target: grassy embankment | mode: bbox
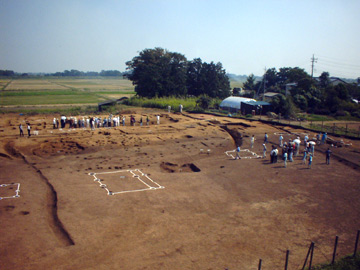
[313,254,360,270]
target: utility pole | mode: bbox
[263,67,266,101]
[311,54,318,78]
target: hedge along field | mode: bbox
[124,97,198,111]
[0,77,136,106]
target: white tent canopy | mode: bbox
[219,96,256,110]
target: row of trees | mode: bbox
[0,69,125,77]
[0,70,16,76]
[50,69,124,77]
[125,48,231,99]
[242,67,360,118]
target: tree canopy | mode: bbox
[126,48,231,99]
[257,67,360,118]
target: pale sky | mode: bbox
[1,0,360,78]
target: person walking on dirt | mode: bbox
[19,124,24,137]
[156,115,160,125]
[262,143,267,158]
[168,105,171,113]
[308,154,313,169]
[310,143,315,157]
[288,143,293,162]
[27,123,31,137]
[279,135,283,147]
[270,145,275,163]
[322,133,327,145]
[317,133,321,144]
[304,134,309,146]
[282,144,287,161]
[264,133,268,144]
[235,146,241,160]
[302,148,308,164]
[146,116,149,125]
[283,152,288,168]
[274,147,278,163]
[250,135,255,149]
[179,104,183,113]
[325,148,332,165]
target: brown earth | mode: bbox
[0,110,359,270]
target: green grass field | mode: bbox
[0,77,135,106]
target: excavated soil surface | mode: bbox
[0,111,359,270]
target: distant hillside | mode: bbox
[227,73,263,83]
[227,74,248,83]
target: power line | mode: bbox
[317,54,360,67]
[315,64,360,78]
[319,59,360,69]
[311,54,360,78]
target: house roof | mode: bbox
[263,92,281,97]
[241,100,271,106]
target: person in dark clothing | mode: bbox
[27,124,31,137]
[325,148,332,165]
[19,124,24,137]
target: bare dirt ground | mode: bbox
[0,110,359,270]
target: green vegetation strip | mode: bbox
[124,97,198,111]
[313,254,360,270]
[0,106,99,115]
[0,90,82,96]
[0,95,101,105]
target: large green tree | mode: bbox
[243,74,256,90]
[126,48,230,99]
[126,48,187,98]
[187,59,231,98]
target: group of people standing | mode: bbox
[252,132,332,169]
[19,114,162,138]
[19,123,31,137]
[271,135,315,168]
[51,114,160,130]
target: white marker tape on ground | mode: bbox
[88,169,164,196]
[0,183,21,200]
[225,149,262,159]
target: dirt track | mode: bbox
[0,110,359,270]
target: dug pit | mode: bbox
[160,162,201,173]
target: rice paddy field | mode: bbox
[0,77,135,106]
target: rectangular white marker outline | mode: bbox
[88,169,164,195]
